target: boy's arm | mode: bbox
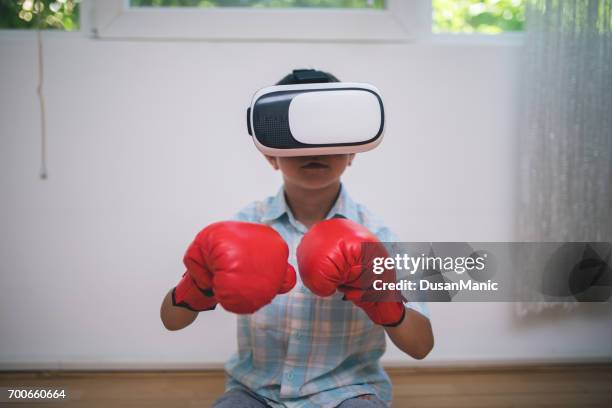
[384,309,434,360]
[160,289,198,331]
[373,226,434,359]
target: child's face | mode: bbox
[265,154,354,190]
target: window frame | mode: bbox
[85,0,432,42]
[0,1,524,44]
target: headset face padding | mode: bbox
[247,82,385,157]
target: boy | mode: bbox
[160,70,434,407]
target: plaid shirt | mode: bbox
[226,185,429,408]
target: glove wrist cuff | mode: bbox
[172,273,217,312]
[381,305,406,327]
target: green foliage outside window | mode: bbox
[0,0,80,30]
[433,0,525,34]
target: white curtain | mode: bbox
[517,0,612,314]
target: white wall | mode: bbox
[1,31,611,369]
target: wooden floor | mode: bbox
[1,364,611,407]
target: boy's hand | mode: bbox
[173,221,296,314]
[297,218,405,327]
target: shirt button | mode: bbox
[287,372,294,380]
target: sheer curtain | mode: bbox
[516,0,612,314]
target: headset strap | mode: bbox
[291,69,334,84]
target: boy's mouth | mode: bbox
[301,161,329,169]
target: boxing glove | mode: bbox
[173,221,296,314]
[297,218,405,327]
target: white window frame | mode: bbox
[84,0,432,42]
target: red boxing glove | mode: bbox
[173,221,296,313]
[297,218,405,327]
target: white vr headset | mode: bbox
[247,82,385,156]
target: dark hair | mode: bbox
[276,69,340,85]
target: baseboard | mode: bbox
[1,358,611,373]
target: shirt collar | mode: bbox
[325,184,360,223]
[261,183,360,225]
[261,188,289,223]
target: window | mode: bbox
[84,0,525,40]
[129,0,385,10]
[433,0,525,34]
[88,0,425,41]
[0,0,81,30]
[1,0,526,36]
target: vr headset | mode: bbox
[247,70,385,157]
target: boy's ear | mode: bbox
[264,155,279,170]
[348,153,355,166]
